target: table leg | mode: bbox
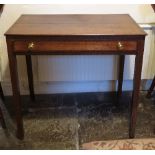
[26,55,35,102]
[0,82,6,128]
[0,106,6,129]
[146,75,155,98]
[7,40,24,140]
[117,55,125,104]
[0,82,5,101]
[129,41,144,138]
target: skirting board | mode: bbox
[0,79,152,96]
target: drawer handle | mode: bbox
[28,42,35,50]
[117,42,124,50]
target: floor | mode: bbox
[0,91,155,149]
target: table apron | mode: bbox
[13,40,137,55]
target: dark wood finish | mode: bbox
[129,40,144,138]
[5,14,146,139]
[0,83,4,101]
[6,40,24,139]
[26,55,35,102]
[117,55,125,104]
[14,50,138,56]
[0,106,6,129]
[146,75,155,98]
[151,4,155,12]
[14,41,137,53]
[5,14,146,36]
[0,4,4,15]
[0,84,5,128]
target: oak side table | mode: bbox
[5,14,146,140]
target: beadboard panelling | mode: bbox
[38,55,138,81]
[38,55,118,81]
[141,29,155,79]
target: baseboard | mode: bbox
[0,79,152,96]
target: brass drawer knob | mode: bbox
[117,41,124,50]
[28,42,35,50]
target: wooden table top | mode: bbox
[5,14,146,36]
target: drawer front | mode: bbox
[14,41,137,53]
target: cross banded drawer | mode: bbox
[14,41,137,53]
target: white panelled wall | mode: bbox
[0,4,155,95]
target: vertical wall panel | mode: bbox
[38,55,118,81]
[141,28,155,79]
[38,55,136,82]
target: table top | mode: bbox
[5,14,146,36]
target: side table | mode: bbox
[5,14,146,139]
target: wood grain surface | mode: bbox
[5,14,146,36]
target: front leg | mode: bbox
[129,40,144,138]
[7,39,24,140]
